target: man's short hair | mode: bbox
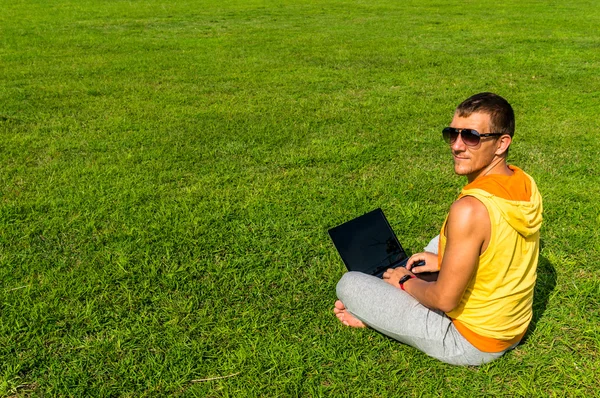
[456,92,515,137]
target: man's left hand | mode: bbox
[382,267,413,288]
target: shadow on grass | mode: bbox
[521,254,557,344]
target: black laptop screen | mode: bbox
[328,208,408,275]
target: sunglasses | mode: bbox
[442,127,504,147]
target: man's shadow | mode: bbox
[522,252,556,343]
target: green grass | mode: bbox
[1,0,599,396]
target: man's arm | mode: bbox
[382,196,490,312]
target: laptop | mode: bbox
[328,208,412,278]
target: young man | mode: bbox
[334,93,543,365]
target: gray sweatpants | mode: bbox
[336,236,513,366]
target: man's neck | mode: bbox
[467,158,512,183]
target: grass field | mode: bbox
[1,0,600,396]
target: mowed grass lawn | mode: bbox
[1,0,599,396]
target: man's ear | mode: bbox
[495,135,512,156]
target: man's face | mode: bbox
[448,112,501,182]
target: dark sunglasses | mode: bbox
[442,127,504,147]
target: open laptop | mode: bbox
[328,208,416,278]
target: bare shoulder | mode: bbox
[447,196,490,231]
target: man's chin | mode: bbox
[453,165,470,176]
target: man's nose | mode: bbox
[451,133,467,151]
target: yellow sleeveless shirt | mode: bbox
[438,166,543,352]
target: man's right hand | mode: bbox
[406,252,439,273]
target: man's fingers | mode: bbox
[406,258,420,270]
[407,253,427,270]
[410,260,427,271]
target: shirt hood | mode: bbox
[459,166,543,237]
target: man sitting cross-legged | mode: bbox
[334,92,543,366]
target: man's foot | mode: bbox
[333,300,366,328]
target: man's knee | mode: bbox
[336,271,368,303]
[424,235,440,254]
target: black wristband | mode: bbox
[399,275,415,291]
